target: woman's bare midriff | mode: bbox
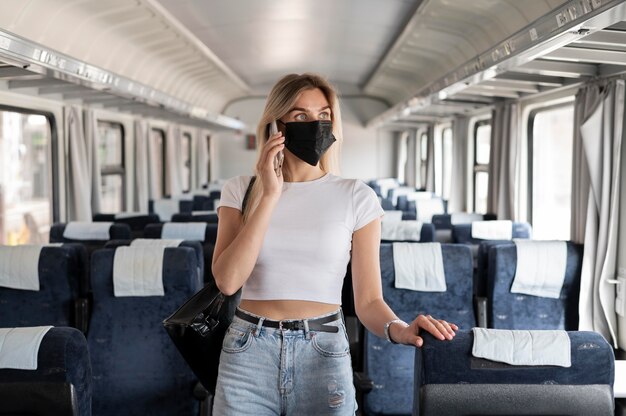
[239,299,340,320]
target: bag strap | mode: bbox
[241,176,256,212]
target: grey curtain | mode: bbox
[66,106,90,221]
[84,110,102,214]
[487,102,520,220]
[425,126,435,192]
[576,79,624,348]
[195,129,210,189]
[165,125,184,197]
[448,116,469,213]
[133,120,150,212]
[405,130,417,189]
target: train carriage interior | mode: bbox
[1,0,626,415]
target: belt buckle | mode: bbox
[278,320,285,331]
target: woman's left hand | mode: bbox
[390,315,458,347]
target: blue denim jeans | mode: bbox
[213,308,357,415]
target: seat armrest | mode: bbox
[474,296,488,328]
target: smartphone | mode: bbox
[270,120,283,177]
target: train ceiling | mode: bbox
[0,0,625,128]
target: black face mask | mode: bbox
[279,120,336,166]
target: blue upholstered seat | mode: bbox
[363,243,475,415]
[415,330,614,415]
[487,242,582,329]
[0,245,86,330]
[88,247,202,416]
[452,221,532,244]
[381,222,435,243]
[172,212,219,224]
[93,213,160,239]
[142,223,216,283]
[0,327,92,416]
[50,223,132,246]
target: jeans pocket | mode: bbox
[311,329,350,358]
[222,326,254,354]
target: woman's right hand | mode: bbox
[257,131,285,198]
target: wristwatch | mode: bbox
[384,319,407,344]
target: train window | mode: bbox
[0,110,54,245]
[182,132,192,192]
[97,121,125,213]
[150,128,166,199]
[529,105,574,240]
[473,120,491,213]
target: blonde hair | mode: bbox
[243,73,343,222]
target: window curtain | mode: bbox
[133,120,150,212]
[66,106,90,221]
[576,79,624,348]
[84,110,102,214]
[146,126,162,200]
[396,131,407,185]
[404,130,417,189]
[487,102,520,220]
[448,116,469,213]
[194,129,210,190]
[65,107,101,220]
[425,126,435,192]
[165,125,184,197]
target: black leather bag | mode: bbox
[163,283,241,394]
[163,177,255,394]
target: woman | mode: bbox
[212,73,457,415]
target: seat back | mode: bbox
[487,242,582,329]
[415,330,614,415]
[0,245,84,329]
[364,243,475,415]
[452,221,532,244]
[0,327,92,416]
[93,214,160,239]
[381,222,435,243]
[171,212,219,224]
[88,247,201,416]
[50,223,132,249]
[143,223,215,283]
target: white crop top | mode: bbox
[217,173,384,304]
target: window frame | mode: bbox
[473,119,491,213]
[0,104,59,223]
[97,120,126,212]
[526,102,574,227]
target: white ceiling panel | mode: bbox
[155,0,417,89]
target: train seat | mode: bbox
[171,212,219,224]
[88,246,202,415]
[415,329,614,415]
[487,241,582,330]
[191,190,221,211]
[144,222,216,283]
[432,213,497,243]
[360,243,475,415]
[93,213,160,239]
[381,221,435,243]
[148,198,193,222]
[0,244,88,332]
[0,326,92,416]
[50,222,132,245]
